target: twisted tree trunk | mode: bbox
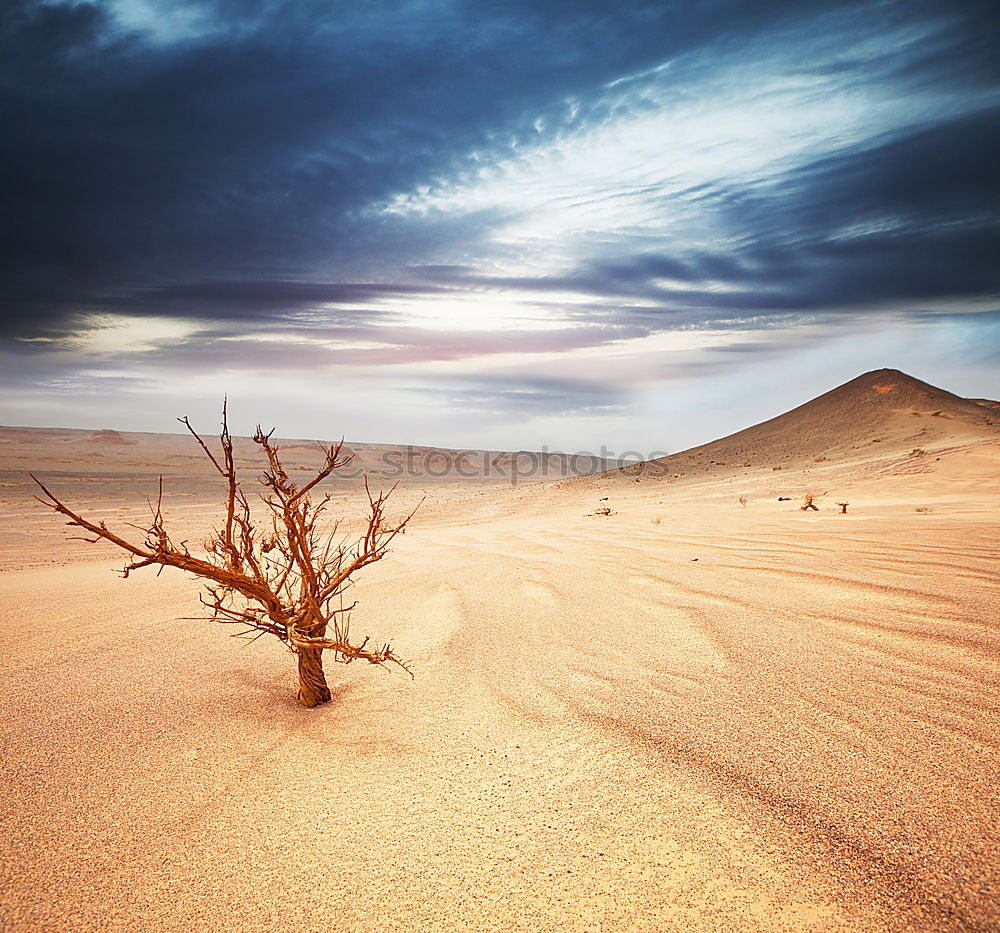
[32,405,417,710]
[297,646,332,707]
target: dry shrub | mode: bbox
[33,403,418,707]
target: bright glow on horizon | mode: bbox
[73,314,199,354]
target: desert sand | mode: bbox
[1,368,998,932]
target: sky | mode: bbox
[1,0,998,455]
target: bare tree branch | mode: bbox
[32,403,418,707]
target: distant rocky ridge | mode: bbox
[0,425,622,484]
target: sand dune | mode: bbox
[1,370,998,932]
[609,369,999,484]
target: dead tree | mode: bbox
[801,493,819,511]
[836,502,849,514]
[32,403,418,707]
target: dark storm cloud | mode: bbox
[1,0,826,336]
[474,105,1000,317]
[716,107,1000,305]
[1,0,998,357]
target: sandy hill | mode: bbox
[629,368,999,480]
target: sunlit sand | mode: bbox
[1,369,997,931]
